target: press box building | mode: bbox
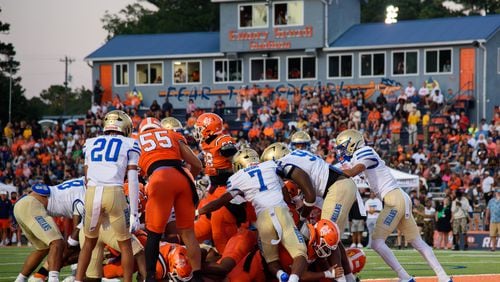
[86,0,500,120]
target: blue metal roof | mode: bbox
[86,32,220,60]
[330,15,500,48]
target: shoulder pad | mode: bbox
[32,183,50,196]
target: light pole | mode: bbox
[8,56,12,123]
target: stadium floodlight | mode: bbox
[385,5,399,24]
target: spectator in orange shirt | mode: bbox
[247,124,261,141]
[273,94,289,116]
[261,84,273,102]
[367,107,381,128]
[272,116,284,136]
[448,172,462,191]
[390,116,402,152]
[321,101,332,117]
[263,124,275,140]
[341,95,351,109]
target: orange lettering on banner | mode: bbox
[228,26,313,51]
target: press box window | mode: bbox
[328,55,352,78]
[239,4,268,28]
[214,60,243,82]
[392,51,418,75]
[425,49,452,73]
[360,53,385,77]
[274,1,304,26]
[287,56,316,80]
[136,62,163,85]
[250,58,279,81]
[173,61,201,84]
[115,63,128,86]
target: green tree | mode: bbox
[361,0,460,23]
[39,85,92,116]
[453,0,500,15]
[102,0,219,40]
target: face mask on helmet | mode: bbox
[314,237,338,258]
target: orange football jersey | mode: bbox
[138,129,186,175]
[201,134,234,176]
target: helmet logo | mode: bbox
[319,225,331,236]
[202,117,212,127]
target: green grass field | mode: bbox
[1,247,500,281]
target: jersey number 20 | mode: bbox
[90,138,122,162]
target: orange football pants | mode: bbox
[146,168,195,233]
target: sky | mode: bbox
[0,0,140,98]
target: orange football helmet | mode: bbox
[139,117,161,133]
[168,245,193,281]
[312,219,340,258]
[193,113,223,142]
[346,248,367,274]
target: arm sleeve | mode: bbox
[128,169,139,217]
[127,142,141,166]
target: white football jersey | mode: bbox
[350,146,398,199]
[84,135,140,186]
[226,161,286,215]
[276,150,329,196]
[47,177,86,218]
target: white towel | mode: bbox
[402,189,412,219]
[269,208,283,245]
[89,186,103,232]
[356,190,367,216]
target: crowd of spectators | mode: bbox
[0,80,498,248]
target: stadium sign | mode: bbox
[228,26,314,51]
[465,231,500,250]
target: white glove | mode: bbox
[324,270,335,278]
[129,213,140,233]
[62,276,75,282]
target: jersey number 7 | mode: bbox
[247,168,268,192]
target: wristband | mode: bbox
[303,200,315,207]
[195,210,199,217]
[324,270,335,278]
[67,237,79,247]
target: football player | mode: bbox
[137,117,203,282]
[76,110,141,282]
[199,148,314,282]
[14,178,85,282]
[290,131,312,151]
[194,113,241,254]
[337,129,452,282]
[226,219,344,281]
[261,142,361,282]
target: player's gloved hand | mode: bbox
[129,213,140,232]
[276,270,289,282]
[61,275,75,282]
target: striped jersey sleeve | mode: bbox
[352,146,380,170]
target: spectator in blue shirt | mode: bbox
[486,188,500,251]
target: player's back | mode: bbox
[201,134,234,176]
[84,134,139,186]
[278,150,329,196]
[351,146,398,198]
[138,128,184,176]
[227,160,285,215]
[47,177,85,218]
